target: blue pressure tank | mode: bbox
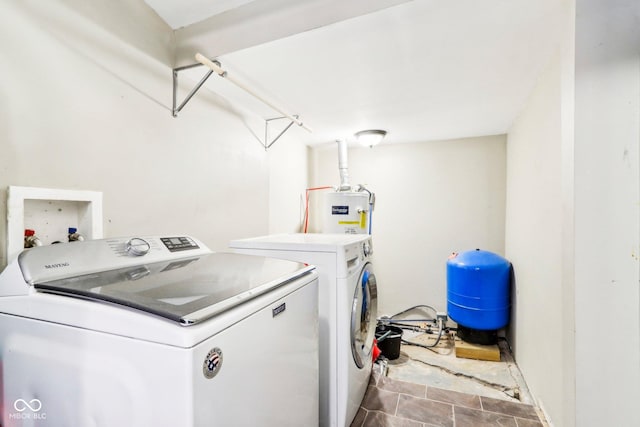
[447,249,511,336]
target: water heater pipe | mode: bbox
[337,139,351,191]
[303,186,333,233]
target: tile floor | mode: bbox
[350,330,547,427]
[351,374,544,427]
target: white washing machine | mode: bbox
[230,233,377,427]
[0,235,319,427]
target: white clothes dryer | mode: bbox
[230,233,378,427]
[0,235,319,427]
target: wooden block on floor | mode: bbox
[455,339,501,362]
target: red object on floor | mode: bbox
[372,339,381,362]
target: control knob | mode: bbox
[363,241,372,257]
[125,238,151,256]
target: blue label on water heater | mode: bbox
[332,206,349,215]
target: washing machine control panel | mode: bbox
[161,236,200,252]
[16,235,211,288]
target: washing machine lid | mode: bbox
[34,253,313,325]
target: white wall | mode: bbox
[574,0,640,425]
[507,1,640,426]
[505,46,572,425]
[265,131,309,235]
[0,0,307,265]
[310,136,506,316]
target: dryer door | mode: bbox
[351,262,378,368]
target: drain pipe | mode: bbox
[337,139,351,191]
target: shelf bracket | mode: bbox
[261,116,297,150]
[172,60,221,117]
[172,56,311,150]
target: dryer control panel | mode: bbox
[343,237,373,278]
[362,240,373,258]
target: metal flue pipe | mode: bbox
[337,139,351,191]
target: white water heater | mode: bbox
[322,191,370,234]
[317,139,375,234]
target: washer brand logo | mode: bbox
[332,205,349,215]
[10,398,46,420]
[272,302,286,317]
[203,347,223,379]
[44,262,70,269]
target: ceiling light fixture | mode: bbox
[355,129,387,147]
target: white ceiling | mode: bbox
[145,0,260,29]
[148,0,565,147]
